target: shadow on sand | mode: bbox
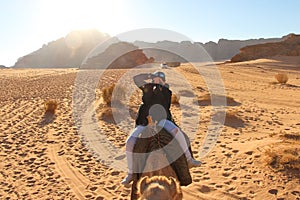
[212,111,245,128]
[40,111,56,127]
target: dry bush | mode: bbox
[102,84,114,104]
[171,93,180,104]
[44,99,58,114]
[264,142,300,178]
[275,73,288,84]
[102,84,126,105]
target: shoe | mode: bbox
[188,158,202,168]
[121,173,133,187]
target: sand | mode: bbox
[0,57,300,200]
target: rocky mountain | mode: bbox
[82,42,152,69]
[134,37,284,62]
[14,30,110,68]
[231,34,300,62]
[14,30,295,68]
[0,65,7,69]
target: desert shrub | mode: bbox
[102,84,126,105]
[171,93,180,104]
[264,143,300,178]
[275,73,288,84]
[102,84,114,104]
[44,99,58,114]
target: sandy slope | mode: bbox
[0,58,300,200]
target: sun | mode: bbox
[37,0,128,36]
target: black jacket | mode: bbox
[134,73,172,126]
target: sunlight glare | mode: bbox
[38,0,127,36]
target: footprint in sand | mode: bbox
[244,174,252,179]
[224,180,232,185]
[193,178,201,182]
[254,154,261,158]
[222,172,231,177]
[227,187,236,192]
[241,181,249,185]
[110,171,120,176]
[224,167,232,171]
[224,152,232,158]
[85,194,93,199]
[240,165,247,170]
[253,179,263,186]
[198,185,211,193]
[268,189,278,195]
[202,176,210,180]
[291,190,300,197]
[232,149,239,153]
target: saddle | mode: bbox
[132,116,192,186]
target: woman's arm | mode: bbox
[133,73,151,88]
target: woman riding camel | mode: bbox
[121,71,201,186]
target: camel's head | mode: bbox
[137,176,182,200]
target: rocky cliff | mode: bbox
[81,42,151,69]
[231,34,300,62]
[14,30,293,68]
[134,37,283,62]
[14,30,110,68]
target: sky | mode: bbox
[1,0,300,67]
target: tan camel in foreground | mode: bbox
[131,125,191,199]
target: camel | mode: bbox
[130,125,192,200]
[44,99,58,114]
[137,175,182,200]
[40,99,58,126]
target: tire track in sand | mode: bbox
[47,129,114,199]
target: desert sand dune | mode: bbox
[0,58,300,199]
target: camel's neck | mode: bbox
[142,150,177,179]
